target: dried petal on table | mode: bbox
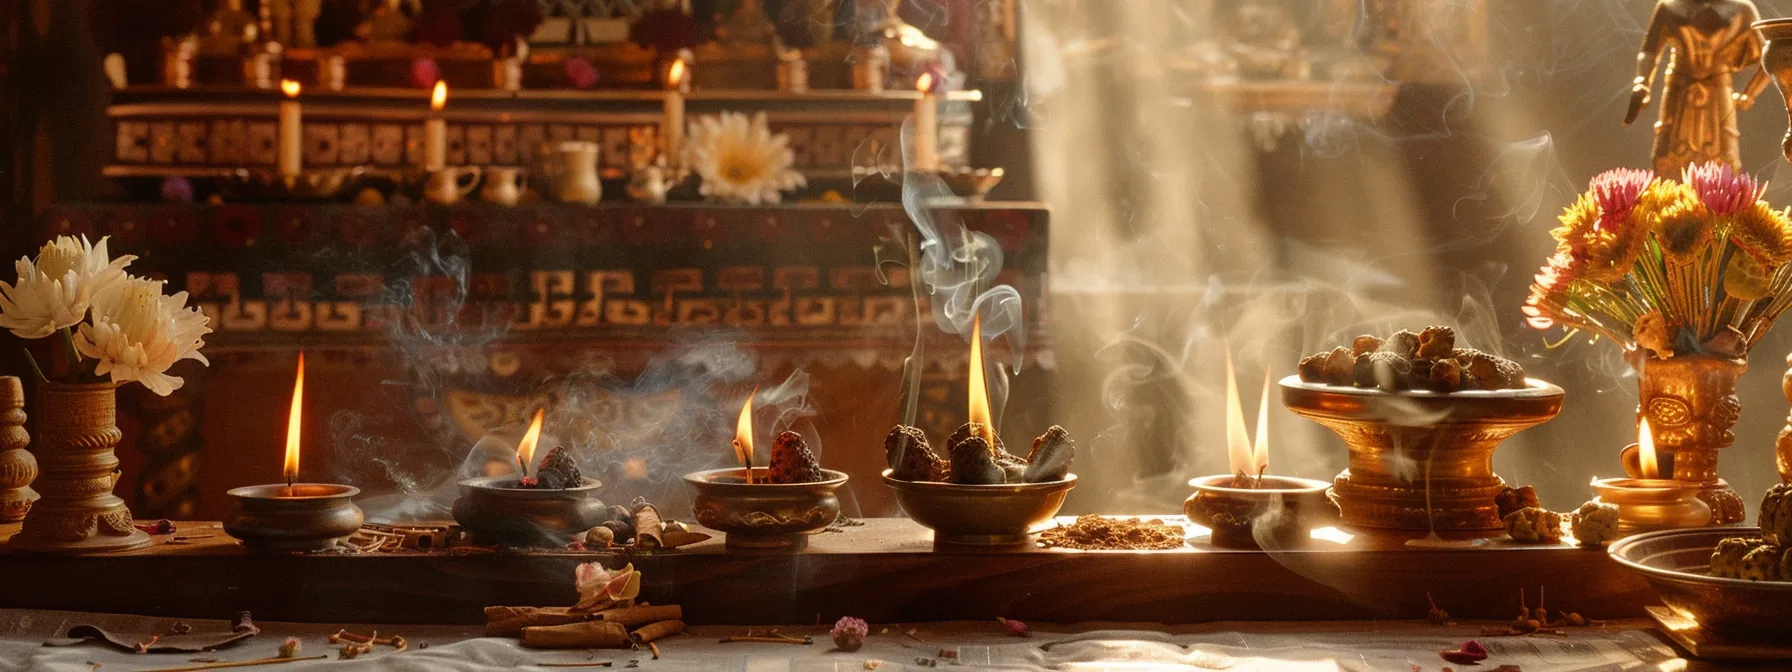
[831,617,868,652]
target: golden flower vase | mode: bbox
[1280,377,1564,536]
[9,383,151,554]
[1629,353,1747,525]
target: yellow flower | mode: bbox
[1653,192,1714,258]
[1729,201,1792,266]
[1549,192,1599,246]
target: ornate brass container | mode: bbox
[1590,477,1711,535]
[684,467,848,551]
[453,476,608,548]
[883,470,1076,546]
[1630,353,1747,524]
[224,483,364,553]
[1754,18,1792,162]
[1280,376,1564,536]
[1183,474,1336,549]
[1611,527,1792,638]
[11,383,151,554]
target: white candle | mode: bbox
[663,59,688,165]
[425,80,448,171]
[913,72,938,172]
[277,79,302,177]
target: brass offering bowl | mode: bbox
[1280,376,1564,536]
[684,467,849,551]
[1184,474,1337,549]
[224,483,364,553]
[884,470,1077,546]
[936,167,1005,202]
[452,476,608,548]
[1591,477,1712,535]
[1610,527,1792,637]
[221,167,368,201]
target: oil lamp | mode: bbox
[684,390,849,551]
[225,353,365,552]
[1591,419,1711,534]
[1184,357,1334,549]
[453,409,608,548]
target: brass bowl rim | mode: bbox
[1609,527,1792,592]
[683,467,850,489]
[1278,375,1564,400]
[881,469,1077,493]
[458,474,605,495]
[228,483,361,501]
[1755,17,1792,37]
[1591,477,1704,499]
[1187,473,1329,495]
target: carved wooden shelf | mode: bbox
[0,518,1653,626]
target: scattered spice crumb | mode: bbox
[1039,516,1185,550]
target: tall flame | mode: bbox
[430,80,448,111]
[1224,354,1252,476]
[280,79,301,98]
[516,408,544,477]
[1253,368,1270,475]
[916,71,934,93]
[1639,417,1659,479]
[968,315,993,442]
[667,58,687,87]
[283,352,304,487]
[733,389,756,483]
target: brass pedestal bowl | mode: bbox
[1281,376,1564,536]
[684,468,849,551]
[884,470,1077,546]
[1184,474,1337,549]
[224,484,364,553]
[1610,527,1792,637]
[452,476,608,548]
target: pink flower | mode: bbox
[1589,167,1653,232]
[1683,162,1764,216]
[410,58,441,89]
[564,57,599,89]
[831,616,868,651]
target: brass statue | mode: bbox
[1626,0,1771,177]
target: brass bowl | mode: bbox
[224,483,364,553]
[221,167,368,201]
[683,467,849,551]
[1281,376,1564,535]
[1184,474,1337,549]
[452,476,608,548]
[937,167,1005,202]
[1610,527,1792,637]
[883,470,1077,546]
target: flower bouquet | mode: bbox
[0,235,211,552]
[1522,163,1792,523]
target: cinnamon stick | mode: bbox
[597,605,682,628]
[632,503,663,549]
[520,621,631,649]
[485,606,591,637]
[630,620,685,645]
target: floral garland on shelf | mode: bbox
[1524,163,1792,360]
[0,235,211,395]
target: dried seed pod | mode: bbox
[1355,351,1412,392]
[534,446,583,489]
[1710,537,1763,578]
[766,431,825,484]
[1022,426,1075,483]
[948,436,1004,485]
[1428,358,1464,392]
[1321,346,1355,385]
[585,526,615,547]
[886,425,948,482]
[947,422,1006,456]
[1297,352,1330,384]
[1415,326,1456,360]
[1760,483,1792,546]
[1495,485,1540,518]
[1351,334,1384,357]
[1740,545,1783,581]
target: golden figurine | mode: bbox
[1626,0,1771,177]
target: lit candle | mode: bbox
[516,408,544,479]
[277,79,302,178]
[913,71,938,172]
[1589,419,1711,533]
[284,351,304,493]
[425,80,448,171]
[663,58,688,166]
[732,388,755,484]
[967,315,993,443]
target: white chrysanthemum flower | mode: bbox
[684,111,806,205]
[0,235,135,339]
[75,275,212,396]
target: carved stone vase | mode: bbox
[9,383,151,553]
[1627,353,1747,525]
[0,376,38,522]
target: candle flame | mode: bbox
[281,79,301,98]
[430,80,447,111]
[916,71,934,93]
[968,315,993,442]
[1253,368,1270,475]
[1224,354,1252,476]
[733,389,756,483]
[1639,417,1659,479]
[283,352,304,485]
[668,58,687,87]
[516,408,544,477]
